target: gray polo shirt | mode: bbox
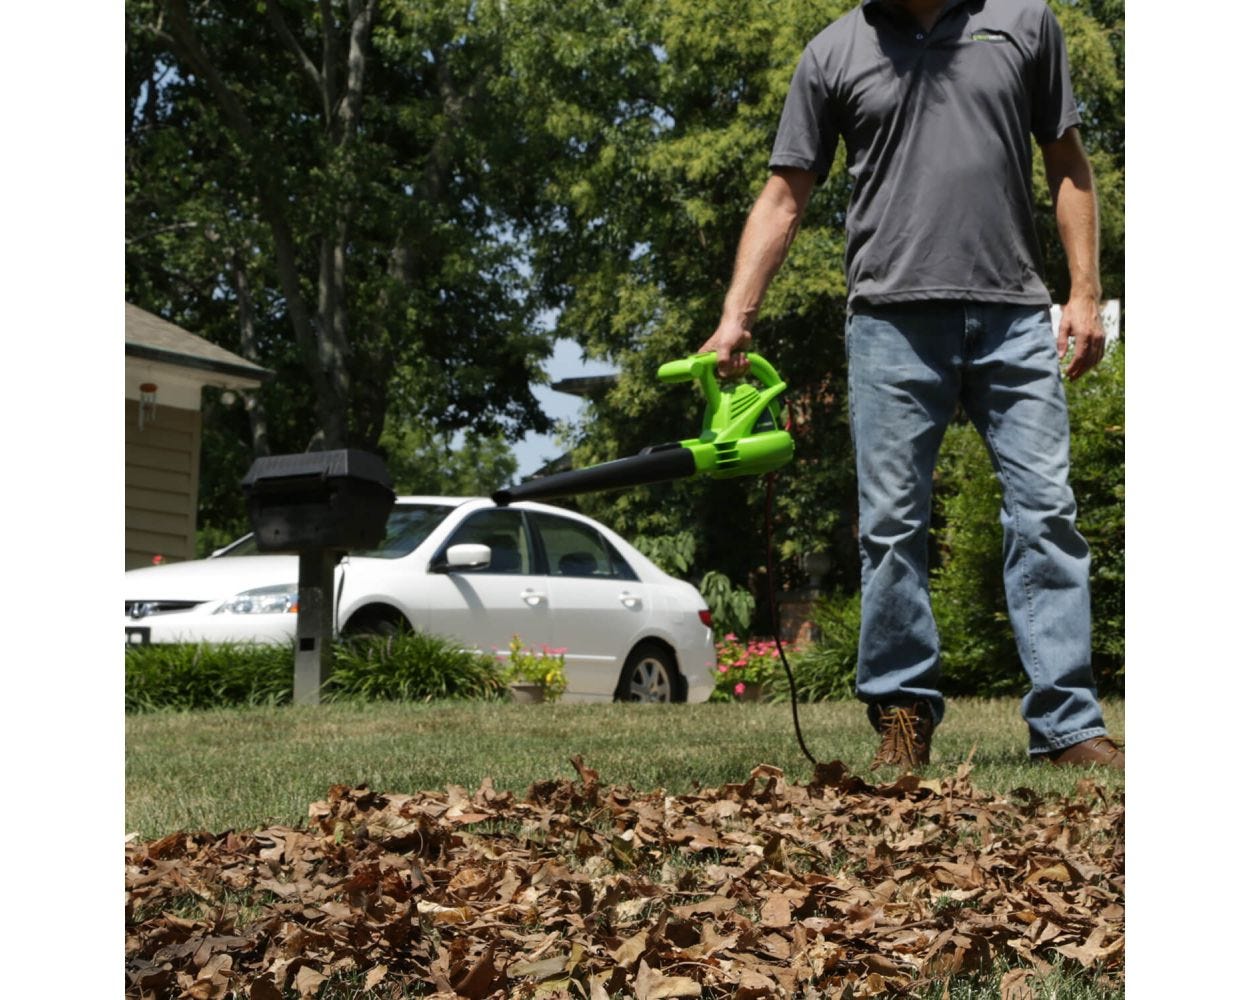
[770,0,1080,307]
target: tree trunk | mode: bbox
[232,256,270,457]
[161,0,376,451]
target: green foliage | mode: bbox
[930,347,1126,697]
[497,635,569,702]
[511,0,1123,604]
[126,633,505,712]
[498,0,860,598]
[928,421,1023,698]
[126,0,557,531]
[126,0,1126,676]
[195,524,244,560]
[778,349,1125,703]
[699,570,755,639]
[709,634,790,702]
[1033,1,1125,303]
[784,591,861,702]
[326,633,506,703]
[1064,347,1126,683]
[125,642,294,713]
[631,530,696,577]
[379,422,518,497]
[632,531,755,641]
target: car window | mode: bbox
[442,509,533,574]
[353,504,458,559]
[211,504,456,559]
[531,512,637,580]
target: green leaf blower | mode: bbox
[492,352,794,505]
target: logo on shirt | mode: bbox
[971,30,1009,42]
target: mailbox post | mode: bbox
[241,450,395,705]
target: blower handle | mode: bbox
[656,351,783,396]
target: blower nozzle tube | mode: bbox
[492,445,696,505]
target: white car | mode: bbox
[124,497,715,703]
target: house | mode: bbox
[125,303,271,568]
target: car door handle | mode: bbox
[619,591,641,609]
[521,588,546,607]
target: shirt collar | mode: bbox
[862,1,970,12]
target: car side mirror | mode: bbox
[433,543,492,573]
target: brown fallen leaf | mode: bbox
[247,976,283,1000]
[861,952,909,978]
[508,954,570,980]
[672,895,737,918]
[759,893,792,928]
[451,942,498,999]
[634,959,702,999]
[610,928,651,968]
[1000,967,1036,1000]
[293,966,327,999]
[126,764,1122,998]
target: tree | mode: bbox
[502,0,1125,634]
[378,423,517,497]
[126,0,557,458]
[495,0,862,599]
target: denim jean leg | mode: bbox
[959,305,1108,754]
[846,305,962,729]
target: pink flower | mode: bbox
[734,682,746,696]
[724,633,738,642]
[718,664,729,673]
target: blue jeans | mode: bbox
[845,302,1108,755]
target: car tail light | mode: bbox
[698,609,714,628]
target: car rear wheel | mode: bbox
[616,642,685,703]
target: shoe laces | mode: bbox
[874,705,925,767]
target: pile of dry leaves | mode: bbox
[126,757,1124,999]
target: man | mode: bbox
[699,0,1122,770]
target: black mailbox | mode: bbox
[241,449,395,705]
[241,449,395,552]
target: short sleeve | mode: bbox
[1030,3,1082,143]
[770,44,838,183]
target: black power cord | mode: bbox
[762,469,821,767]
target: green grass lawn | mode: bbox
[126,696,1124,838]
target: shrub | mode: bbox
[325,632,506,703]
[495,635,568,702]
[782,591,860,702]
[699,571,755,639]
[125,641,294,712]
[126,632,506,712]
[928,345,1125,696]
[709,633,790,702]
[782,342,1124,704]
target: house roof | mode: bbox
[125,303,272,385]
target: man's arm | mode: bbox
[700,168,817,376]
[1041,126,1103,381]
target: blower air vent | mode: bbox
[713,441,740,469]
[729,386,760,422]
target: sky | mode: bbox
[510,337,619,480]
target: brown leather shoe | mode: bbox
[870,703,933,770]
[1041,736,1124,770]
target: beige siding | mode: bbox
[125,399,201,568]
